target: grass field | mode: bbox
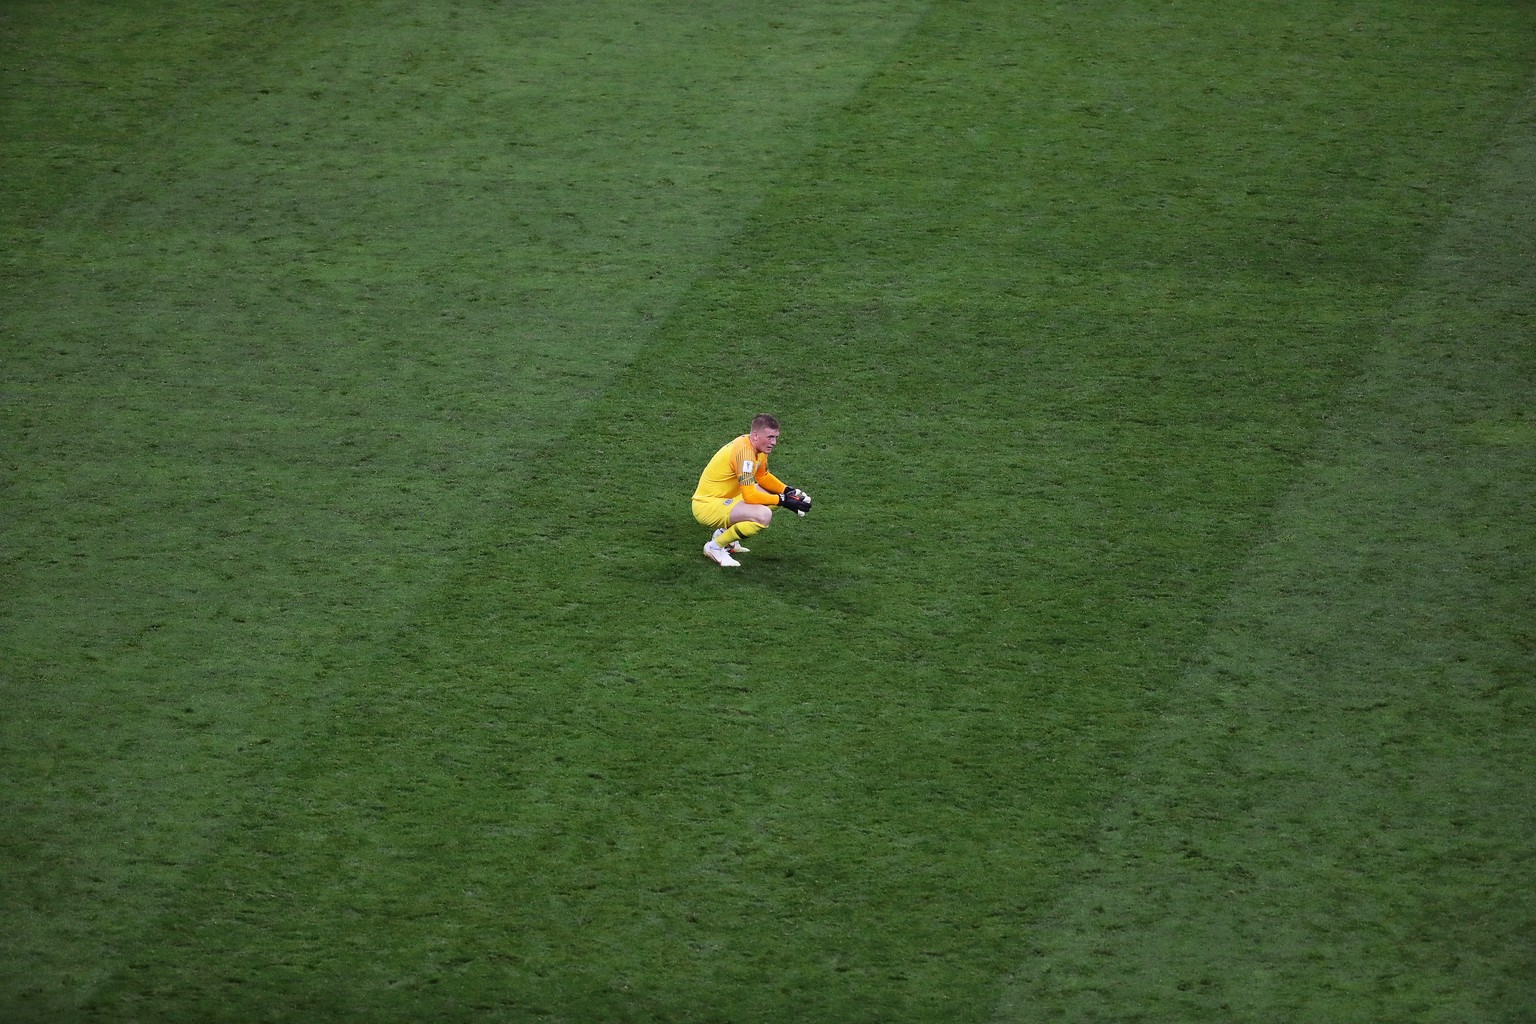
[3,1,1533,1021]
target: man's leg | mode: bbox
[712,528,747,552]
[717,504,771,550]
[698,499,744,567]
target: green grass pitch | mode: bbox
[3,1,1533,1021]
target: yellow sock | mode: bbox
[719,520,765,547]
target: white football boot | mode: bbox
[702,540,741,567]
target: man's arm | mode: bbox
[737,476,781,505]
[755,466,787,495]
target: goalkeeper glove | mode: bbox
[780,490,812,516]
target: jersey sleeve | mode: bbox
[754,464,786,497]
[740,481,779,504]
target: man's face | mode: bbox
[751,426,780,455]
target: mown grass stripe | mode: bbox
[992,76,1536,1024]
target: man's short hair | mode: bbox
[751,414,780,432]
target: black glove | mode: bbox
[780,490,812,516]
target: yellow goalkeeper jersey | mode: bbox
[693,434,786,505]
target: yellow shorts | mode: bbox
[692,496,738,530]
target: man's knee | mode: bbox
[733,505,772,528]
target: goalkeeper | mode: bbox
[692,413,812,567]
